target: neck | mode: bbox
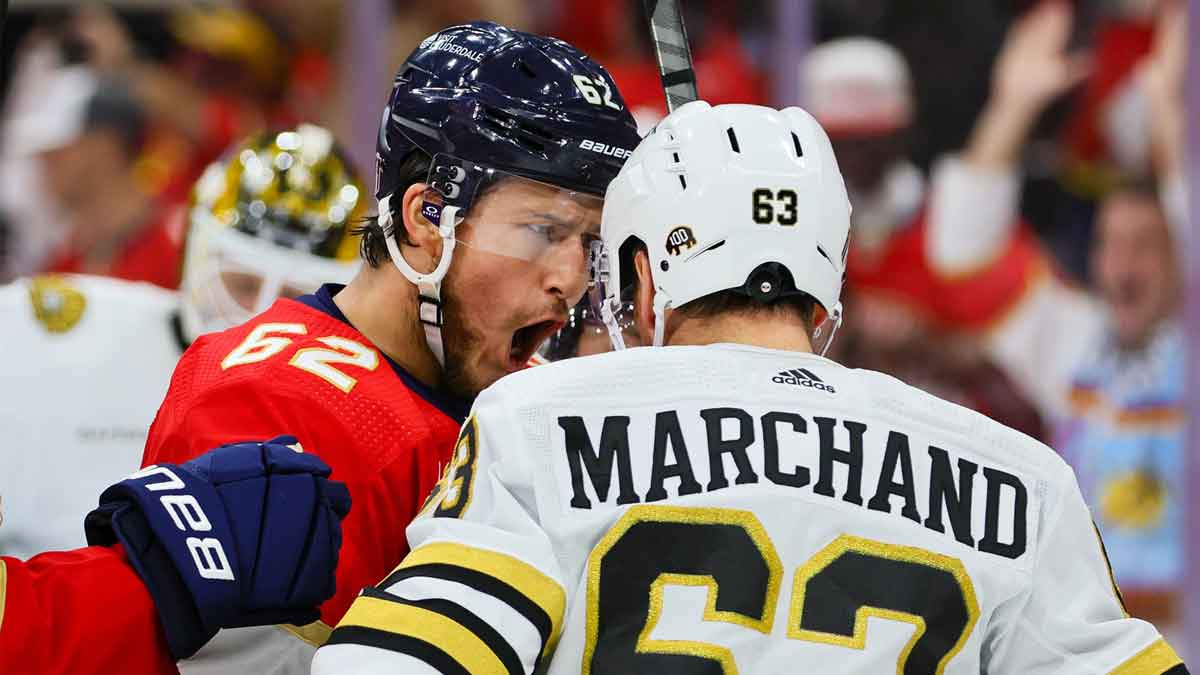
[332,265,442,388]
[666,312,814,353]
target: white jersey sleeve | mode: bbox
[987,461,1185,674]
[313,386,567,675]
[925,154,1021,276]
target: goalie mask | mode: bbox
[180,124,365,341]
[592,101,852,353]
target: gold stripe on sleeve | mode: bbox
[1110,638,1184,675]
[397,542,566,653]
[339,595,507,674]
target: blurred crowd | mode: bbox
[0,0,1191,638]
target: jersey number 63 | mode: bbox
[583,505,979,675]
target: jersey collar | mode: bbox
[296,284,471,423]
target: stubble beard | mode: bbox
[437,276,487,400]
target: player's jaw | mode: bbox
[438,250,573,397]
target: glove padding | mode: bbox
[85,436,351,660]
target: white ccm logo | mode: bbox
[126,465,236,581]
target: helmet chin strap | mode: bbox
[601,300,627,352]
[379,193,459,366]
[651,292,671,348]
[812,301,844,357]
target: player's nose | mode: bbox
[543,242,590,304]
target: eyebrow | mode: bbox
[530,212,575,227]
[528,212,600,231]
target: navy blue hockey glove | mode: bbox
[84,436,351,660]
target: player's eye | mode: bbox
[525,222,569,243]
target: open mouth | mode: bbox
[508,319,563,370]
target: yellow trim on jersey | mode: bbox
[1109,638,1183,675]
[787,535,979,675]
[340,595,507,674]
[397,541,566,658]
[279,619,332,647]
[1092,523,1130,618]
[434,417,480,518]
[583,506,783,675]
[0,559,7,634]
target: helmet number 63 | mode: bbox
[752,188,798,226]
[573,74,622,111]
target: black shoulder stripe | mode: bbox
[359,587,525,675]
[325,625,471,675]
[1163,665,1189,675]
[381,562,554,658]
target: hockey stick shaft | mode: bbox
[641,0,699,112]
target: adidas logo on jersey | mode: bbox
[772,367,835,393]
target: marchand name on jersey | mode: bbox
[558,410,1029,560]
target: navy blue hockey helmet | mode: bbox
[375,21,640,218]
[374,22,640,368]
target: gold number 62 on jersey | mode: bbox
[583,505,979,675]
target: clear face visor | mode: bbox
[183,209,359,337]
[585,239,635,350]
[537,299,642,361]
[427,155,604,283]
[585,239,844,355]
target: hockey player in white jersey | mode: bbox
[314,102,1186,674]
[0,124,364,558]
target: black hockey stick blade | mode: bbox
[641,0,699,113]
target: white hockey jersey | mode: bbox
[314,344,1184,675]
[0,275,182,558]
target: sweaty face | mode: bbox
[437,179,602,397]
[1091,192,1179,350]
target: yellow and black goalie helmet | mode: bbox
[180,124,366,340]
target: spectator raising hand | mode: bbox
[965,0,1091,170]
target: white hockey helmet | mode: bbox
[594,101,851,351]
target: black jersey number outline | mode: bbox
[583,506,979,675]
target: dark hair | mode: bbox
[354,148,432,267]
[86,76,146,159]
[624,239,817,330]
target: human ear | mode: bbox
[632,248,656,343]
[397,183,443,274]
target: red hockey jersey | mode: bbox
[0,546,176,674]
[143,284,466,662]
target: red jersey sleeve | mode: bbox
[0,546,176,674]
[143,307,459,630]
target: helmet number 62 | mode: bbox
[752,188,799,226]
[573,75,622,111]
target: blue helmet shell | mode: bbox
[376,21,641,213]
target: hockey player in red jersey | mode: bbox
[0,437,350,675]
[142,21,640,671]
